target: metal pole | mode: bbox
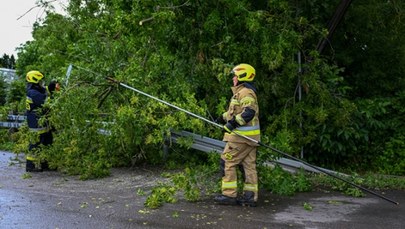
[256,140,399,205]
[110,78,399,205]
[64,64,73,87]
[298,51,304,159]
[316,0,353,54]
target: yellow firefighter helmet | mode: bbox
[26,70,44,84]
[231,64,256,82]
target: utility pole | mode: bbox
[316,0,353,54]
[297,51,304,158]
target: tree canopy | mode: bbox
[10,0,405,178]
[0,54,16,69]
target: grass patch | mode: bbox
[310,172,405,197]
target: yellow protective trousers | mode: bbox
[221,141,258,201]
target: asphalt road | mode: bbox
[0,151,404,229]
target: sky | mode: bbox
[0,0,67,57]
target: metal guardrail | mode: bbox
[167,130,345,175]
[169,130,225,154]
[1,115,112,132]
[0,68,18,83]
[6,115,26,121]
[0,115,25,128]
[0,122,23,128]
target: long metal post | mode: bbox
[298,51,304,159]
[111,78,399,205]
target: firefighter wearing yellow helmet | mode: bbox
[25,70,56,172]
[214,63,260,207]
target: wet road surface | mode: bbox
[0,151,404,229]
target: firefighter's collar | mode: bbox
[231,82,257,94]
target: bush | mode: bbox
[259,165,312,196]
[377,135,405,176]
[6,80,25,113]
[0,129,15,151]
[0,77,6,106]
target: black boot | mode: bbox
[214,194,237,205]
[237,191,257,207]
[26,160,43,172]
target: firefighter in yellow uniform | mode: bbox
[214,63,260,207]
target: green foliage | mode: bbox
[312,172,405,198]
[175,136,195,149]
[333,0,405,98]
[21,173,32,179]
[35,85,113,179]
[7,80,25,103]
[259,165,312,196]
[6,80,26,113]
[144,152,220,208]
[136,188,145,196]
[377,135,405,176]
[311,173,365,197]
[171,170,201,202]
[0,129,15,151]
[0,54,16,69]
[145,145,404,209]
[0,77,6,106]
[169,152,221,198]
[303,202,313,211]
[145,183,177,209]
[360,173,405,190]
[264,51,357,163]
[11,125,31,155]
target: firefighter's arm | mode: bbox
[224,95,257,132]
[234,95,256,126]
[30,90,47,107]
[223,108,255,133]
[223,116,238,132]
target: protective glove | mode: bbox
[223,117,238,133]
[215,112,228,124]
[215,116,226,124]
[48,80,57,92]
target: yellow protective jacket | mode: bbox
[222,83,260,146]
